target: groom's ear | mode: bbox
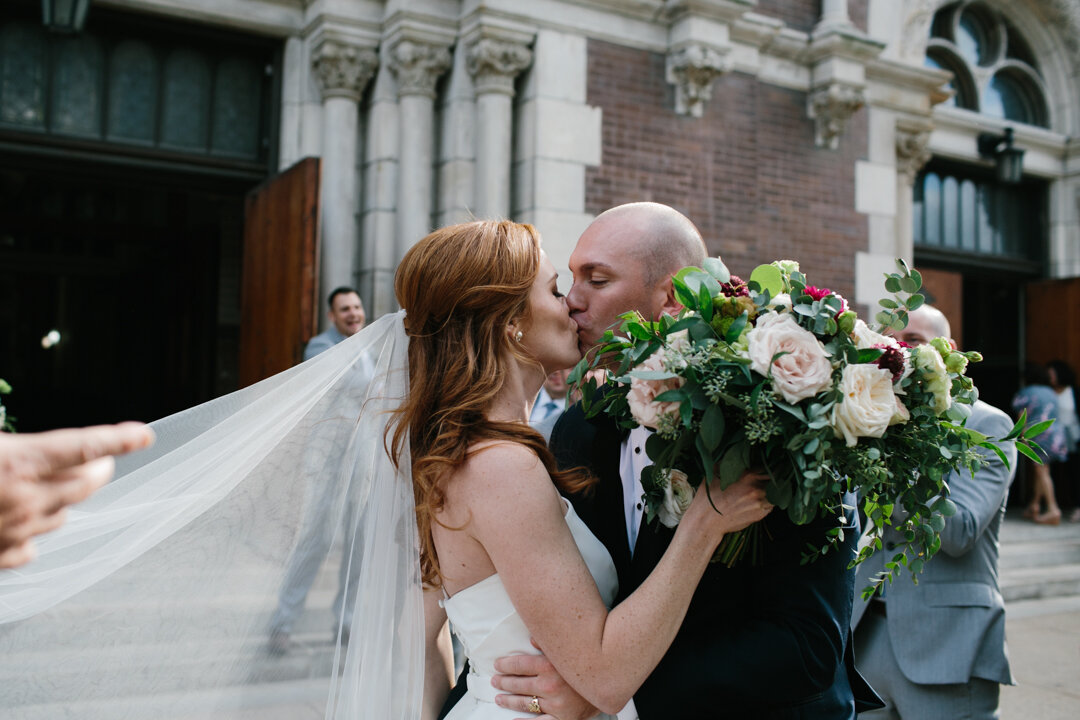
[655,275,683,318]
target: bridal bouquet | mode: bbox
[572,259,1043,589]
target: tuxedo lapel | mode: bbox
[589,419,634,587]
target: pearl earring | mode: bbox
[514,330,524,342]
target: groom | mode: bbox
[490,203,880,719]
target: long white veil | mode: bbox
[0,311,423,719]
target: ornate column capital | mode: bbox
[388,39,452,100]
[895,121,934,184]
[807,81,865,150]
[312,39,378,102]
[466,38,533,97]
[665,44,732,118]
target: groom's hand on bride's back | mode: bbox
[492,639,599,720]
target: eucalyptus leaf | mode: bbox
[701,404,726,451]
[703,257,731,284]
[630,369,680,381]
[884,276,902,293]
[749,264,785,298]
[717,443,750,489]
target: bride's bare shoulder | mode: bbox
[447,439,551,499]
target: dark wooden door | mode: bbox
[238,158,321,387]
[1026,278,1080,372]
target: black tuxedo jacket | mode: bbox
[553,402,881,720]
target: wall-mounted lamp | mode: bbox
[41,0,91,34]
[977,127,1025,184]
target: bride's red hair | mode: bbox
[390,220,591,588]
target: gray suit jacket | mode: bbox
[851,400,1017,687]
[303,328,347,361]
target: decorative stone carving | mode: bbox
[807,82,865,150]
[895,125,933,184]
[312,40,378,101]
[466,38,533,96]
[665,44,732,118]
[389,40,452,99]
[898,0,936,63]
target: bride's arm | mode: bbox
[447,443,769,715]
[422,589,454,720]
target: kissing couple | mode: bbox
[0,203,879,720]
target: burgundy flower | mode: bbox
[720,275,750,298]
[873,343,906,382]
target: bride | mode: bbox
[0,219,770,720]
[394,220,771,719]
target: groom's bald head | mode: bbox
[590,203,707,285]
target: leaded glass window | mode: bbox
[0,7,277,169]
[925,2,1049,128]
[51,36,103,137]
[0,22,47,129]
[161,50,210,151]
[914,164,1045,266]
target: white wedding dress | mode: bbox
[442,500,632,720]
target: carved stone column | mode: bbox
[816,0,852,32]
[312,39,378,301]
[389,39,452,255]
[666,44,731,118]
[467,37,532,218]
[895,119,934,262]
[807,82,865,150]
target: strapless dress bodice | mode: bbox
[441,500,626,720]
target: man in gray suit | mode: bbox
[851,305,1017,719]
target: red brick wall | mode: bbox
[755,0,819,33]
[755,0,868,32]
[585,40,869,303]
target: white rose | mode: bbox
[890,395,910,426]
[910,345,952,414]
[832,364,897,447]
[769,293,792,312]
[747,313,834,404]
[626,349,684,429]
[656,468,694,528]
[852,319,899,350]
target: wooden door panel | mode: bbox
[1026,278,1080,372]
[238,158,321,387]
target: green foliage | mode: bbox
[571,257,1037,592]
[0,378,13,432]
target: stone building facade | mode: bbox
[2,0,1078,426]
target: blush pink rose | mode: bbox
[747,313,834,404]
[626,348,684,429]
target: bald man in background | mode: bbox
[850,304,1017,719]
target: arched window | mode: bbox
[924,1,1048,128]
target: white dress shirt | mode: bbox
[618,426,651,556]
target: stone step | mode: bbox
[3,677,331,720]
[999,509,1080,543]
[0,632,343,707]
[1000,562,1080,603]
[999,537,1080,570]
